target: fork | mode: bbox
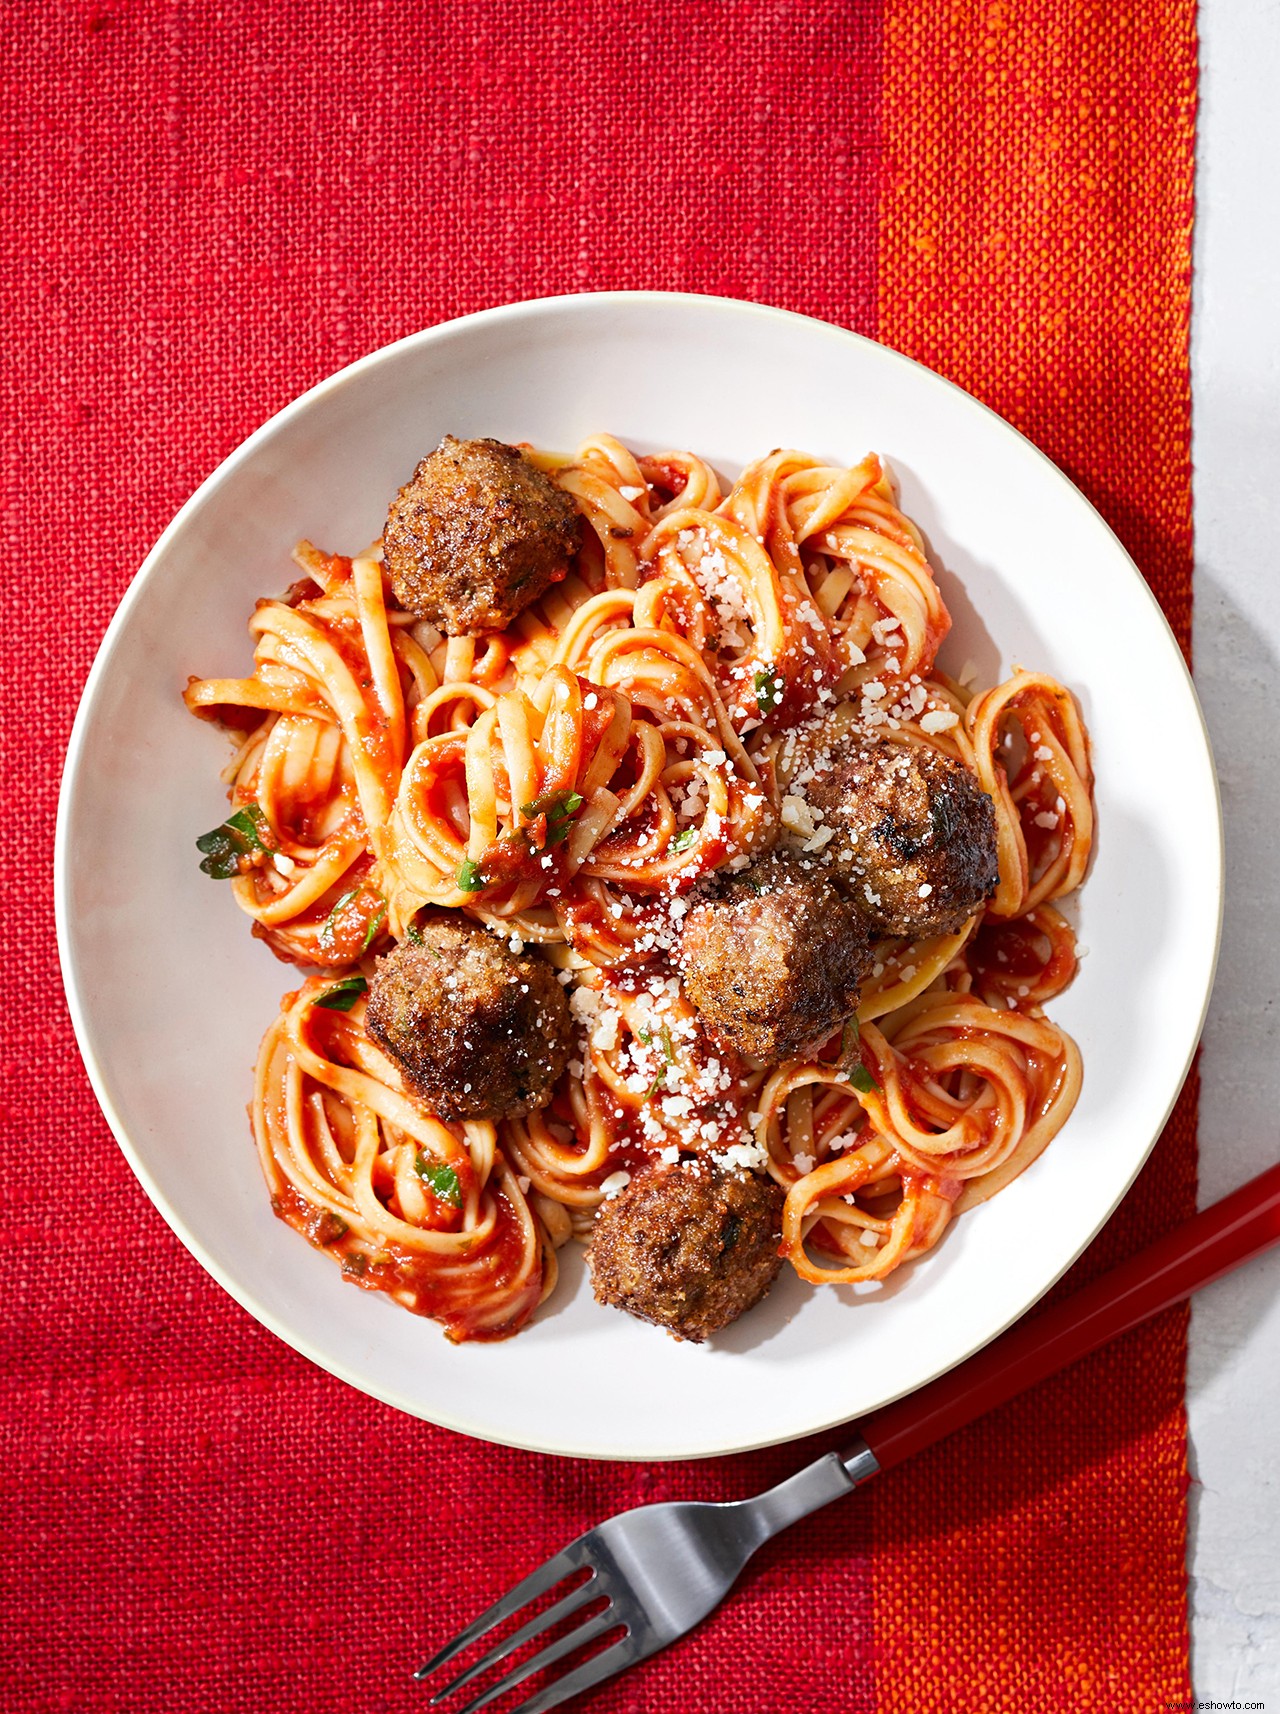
[416,1159,1280,1714]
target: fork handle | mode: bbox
[847,1158,1280,1475]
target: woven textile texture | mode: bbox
[1,3,1196,1711]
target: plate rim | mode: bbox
[54,289,1225,1460]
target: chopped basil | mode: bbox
[232,804,272,843]
[520,789,585,851]
[320,887,386,953]
[414,1153,462,1207]
[315,1210,348,1246]
[196,803,274,878]
[457,859,486,892]
[639,1025,673,1100]
[841,1016,881,1093]
[521,789,584,822]
[671,828,696,852]
[360,901,388,951]
[403,918,443,959]
[197,844,242,881]
[314,975,367,1012]
[318,886,360,950]
[753,667,783,714]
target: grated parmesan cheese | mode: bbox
[781,794,818,839]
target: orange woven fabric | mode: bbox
[869,1,1199,1707]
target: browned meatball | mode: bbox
[679,850,874,1063]
[588,1161,784,1341]
[383,436,581,634]
[365,915,572,1120]
[791,736,998,938]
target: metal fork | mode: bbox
[416,1435,876,1713]
[416,1160,1280,1713]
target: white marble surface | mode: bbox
[1188,0,1280,1695]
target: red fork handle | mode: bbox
[855,1159,1280,1473]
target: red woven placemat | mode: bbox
[1,4,1197,1709]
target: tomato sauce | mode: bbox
[969,917,1051,983]
[272,1180,540,1343]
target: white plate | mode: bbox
[55,292,1222,1461]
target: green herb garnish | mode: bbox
[520,789,586,850]
[314,976,367,1012]
[753,667,783,714]
[360,901,388,951]
[839,1018,881,1093]
[320,887,387,953]
[414,1153,462,1208]
[404,919,442,959]
[457,859,486,892]
[641,1027,675,1102]
[315,1210,349,1247]
[196,804,274,878]
[521,789,584,822]
[671,828,696,852]
[318,887,360,950]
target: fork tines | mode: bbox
[416,1538,633,1714]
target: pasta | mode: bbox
[185,434,1092,1341]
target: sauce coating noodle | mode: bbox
[186,436,1092,1339]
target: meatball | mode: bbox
[365,915,572,1120]
[679,850,874,1063]
[383,436,581,635]
[588,1161,784,1341]
[790,736,998,939]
